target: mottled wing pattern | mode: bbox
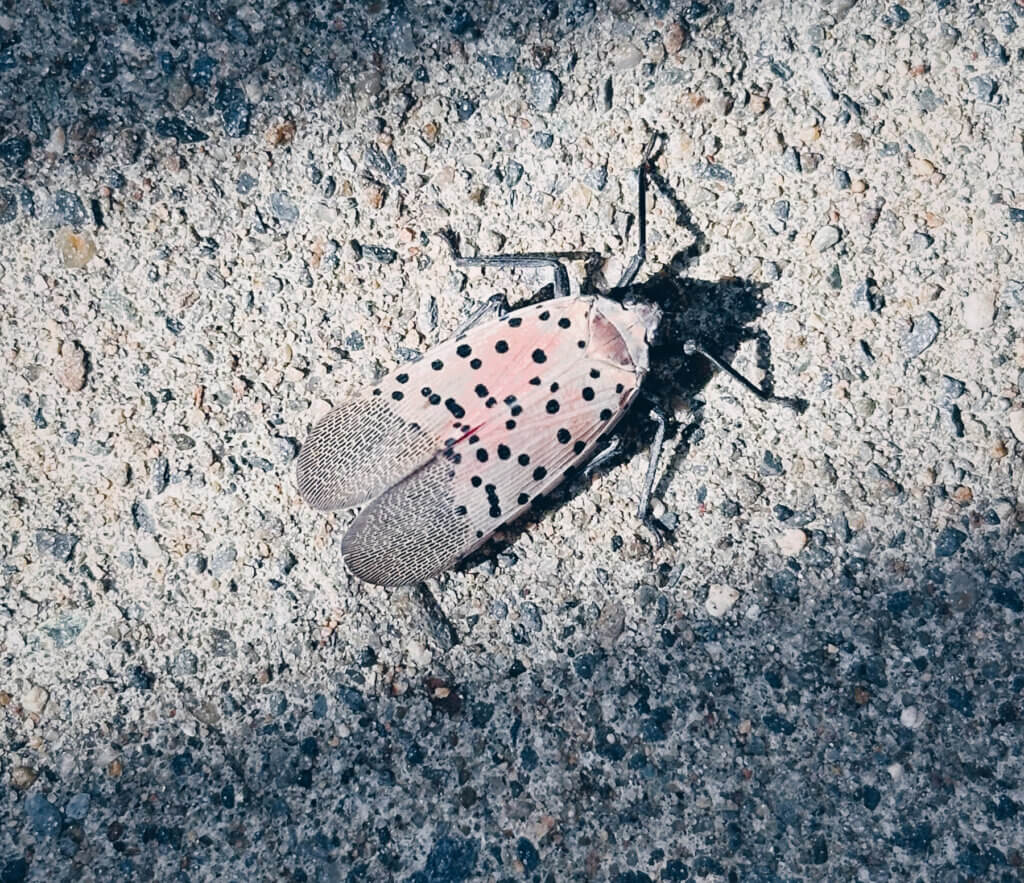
[338,297,645,585]
[296,396,437,510]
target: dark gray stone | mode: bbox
[935,527,967,557]
[269,191,299,223]
[902,313,939,358]
[24,794,61,839]
[35,529,79,562]
[526,69,563,112]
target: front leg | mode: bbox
[454,293,511,336]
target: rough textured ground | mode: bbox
[1,0,1022,880]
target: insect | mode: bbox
[296,135,797,586]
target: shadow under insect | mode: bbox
[451,270,784,582]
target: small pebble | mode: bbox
[24,793,62,839]
[455,97,477,122]
[613,46,643,70]
[705,584,739,617]
[909,157,935,176]
[55,229,96,268]
[22,684,49,714]
[56,340,88,390]
[961,289,995,330]
[10,766,38,789]
[777,528,808,557]
[811,225,841,252]
[526,69,563,113]
[595,601,625,648]
[935,527,966,557]
[899,706,923,729]
[271,436,299,462]
[65,793,91,820]
[269,191,299,223]
[902,313,940,358]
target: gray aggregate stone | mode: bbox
[34,530,78,562]
[902,312,940,358]
[23,794,62,839]
[526,69,562,112]
[269,191,299,223]
[0,186,16,224]
[64,793,90,821]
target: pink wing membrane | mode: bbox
[337,297,644,585]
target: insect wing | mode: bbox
[296,394,438,511]
[340,297,645,585]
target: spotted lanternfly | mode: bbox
[297,135,797,586]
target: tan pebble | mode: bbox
[850,179,867,194]
[421,121,439,147]
[56,340,88,391]
[0,691,9,706]
[705,584,739,617]
[108,759,123,778]
[991,439,1007,458]
[748,94,769,115]
[362,182,386,210]
[799,124,821,143]
[596,601,626,647]
[22,685,49,715]
[777,528,808,556]
[265,120,296,146]
[10,766,37,789]
[951,485,973,504]
[55,229,96,268]
[663,22,687,54]
[910,157,935,176]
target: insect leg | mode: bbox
[438,231,598,301]
[637,406,668,548]
[582,436,623,477]
[453,293,511,336]
[684,339,807,413]
[616,133,662,289]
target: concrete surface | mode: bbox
[1,0,1022,880]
